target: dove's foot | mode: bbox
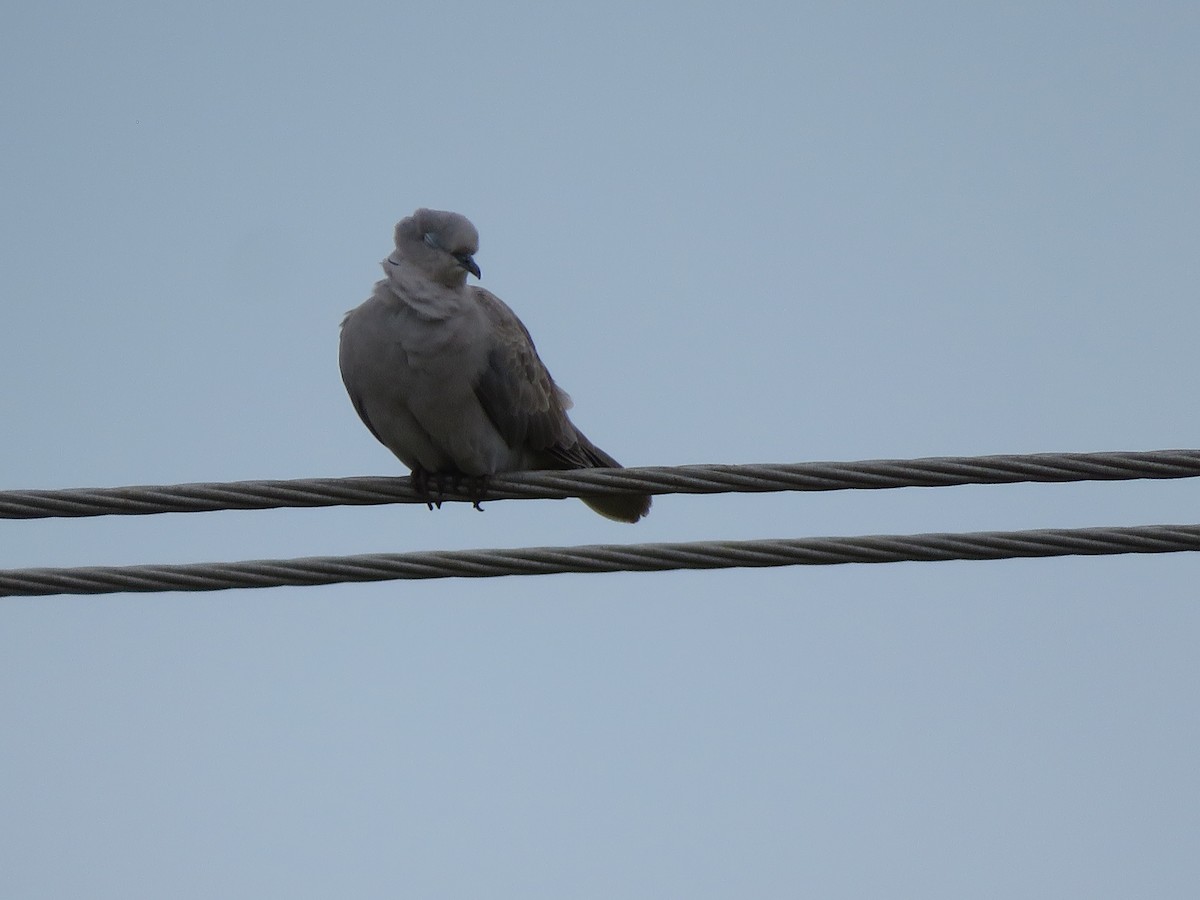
[410,467,441,511]
[464,474,490,512]
[430,472,458,508]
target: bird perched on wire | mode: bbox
[338,208,651,522]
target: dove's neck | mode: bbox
[381,257,468,321]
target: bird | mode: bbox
[338,208,651,523]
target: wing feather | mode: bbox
[470,289,598,468]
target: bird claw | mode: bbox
[410,468,440,510]
[465,474,489,512]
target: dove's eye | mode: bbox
[423,233,440,250]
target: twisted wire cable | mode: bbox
[3,523,1199,597]
[3,449,1200,520]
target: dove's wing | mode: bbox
[470,289,615,469]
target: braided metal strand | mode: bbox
[3,449,1200,520]
[3,523,1199,597]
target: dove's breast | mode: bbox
[339,286,514,475]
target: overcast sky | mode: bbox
[3,2,1199,897]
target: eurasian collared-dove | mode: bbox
[338,208,651,522]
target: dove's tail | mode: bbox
[582,492,652,523]
[572,436,652,524]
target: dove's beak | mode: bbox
[456,254,481,279]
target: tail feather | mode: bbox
[571,432,651,523]
[581,492,652,523]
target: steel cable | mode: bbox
[3,449,1200,519]
[4,523,1199,597]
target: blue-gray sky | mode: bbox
[3,2,1199,896]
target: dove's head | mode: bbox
[393,208,481,288]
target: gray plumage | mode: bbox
[339,208,651,522]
